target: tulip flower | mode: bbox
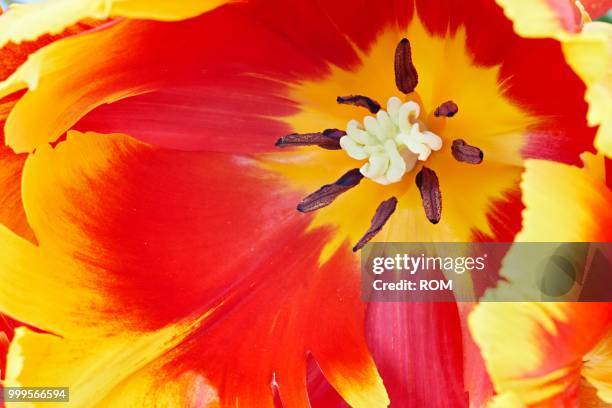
[0,0,609,407]
[470,157,612,406]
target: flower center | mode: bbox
[275,37,484,251]
[340,97,443,185]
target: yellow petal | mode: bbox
[0,0,228,48]
[0,223,103,335]
[576,22,612,157]
[495,0,577,37]
[469,302,611,405]
[488,392,526,408]
[0,19,160,153]
[97,368,220,408]
[315,353,390,408]
[5,319,203,408]
[517,160,612,242]
[107,0,231,21]
[583,332,612,403]
[0,132,149,335]
[470,160,612,404]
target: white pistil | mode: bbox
[340,97,443,185]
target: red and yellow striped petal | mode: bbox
[518,159,612,241]
[0,13,101,242]
[470,302,612,406]
[5,321,203,407]
[0,95,31,242]
[0,130,300,332]
[0,130,387,406]
[0,0,228,47]
[470,159,612,405]
[496,0,583,36]
[0,22,106,372]
[583,332,612,403]
[0,6,324,153]
[579,22,612,157]
[497,0,612,158]
[166,246,388,408]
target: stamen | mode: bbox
[394,38,419,94]
[337,95,381,114]
[297,169,364,213]
[275,129,345,150]
[451,139,484,164]
[353,197,398,252]
[434,101,459,117]
[415,167,442,224]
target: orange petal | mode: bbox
[0,93,31,241]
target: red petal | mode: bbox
[501,39,597,166]
[308,356,351,408]
[365,302,469,407]
[67,0,375,152]
[74,0,408,152]
[167,245,388,407]
[581,0,612,18]
[75,74,297,153]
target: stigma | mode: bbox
[340,97,443,185]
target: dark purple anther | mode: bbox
[353,197,398,252]
[275,129,346,150]
[337,95,381,114]
[394,38,419,94]
[416,167,442,224]
[297,169,364,213]
[434,101,459,117]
